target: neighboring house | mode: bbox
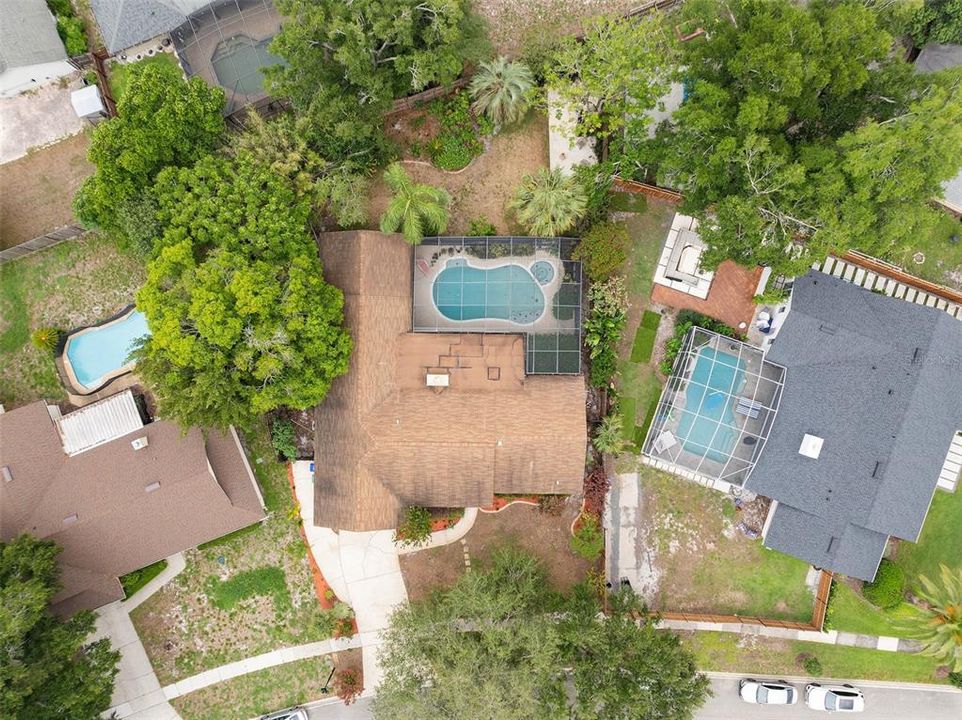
[312,231,587,532]
[914,43,962,217]
[0,390,266,614]
[0,0,74,98]
[90,0,209,55]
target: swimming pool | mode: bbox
[676,346,745,463]
[432,258,546,324]
[211,34,283,96]
[63,310,151,392]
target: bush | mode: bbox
[31,327,62,353]
[573,162,613,229]
[334,667,363,705]
[468,216,497,236]
[949,671,962,690]
[270,418,297,461]
[428,92,490,171]
[394,506,433,548]
[318,601,355,637]
[802,655,823,676]
[862,559,906,609]
[659,310,736,375]
[119,559,168,598]
[585,277,629,387]
[583,466,611,517]
[537,494,566,516]
[572,222,629,281]
[593,414,628,456]
[56,14,87,56]
[571,513,605,560]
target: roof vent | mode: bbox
[131,436,149,450]
[145,481,161,493]
[799,434,823,459]
[1,466,12,483]
[426,373,449,388]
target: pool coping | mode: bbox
[58,304,144,396]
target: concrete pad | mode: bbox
[877,636,900,652]
[349,573,407,635]
[796,629,838,644]
[0,76,86,164]
[836,631,860,646]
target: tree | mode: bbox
[469,57,535,127]
[592,413,628,456]
[73,60,224,242]
[571,221,629,281]
[134,152,352,430]
[1,535,120,720]
[267,0,488,163]
[379,163,451,244]
[911,0,962,45]
[909,564,962,671]
[546,13,676,139]
[511,168,588,237]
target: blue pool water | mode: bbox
[677,346,745,463]
[530,260,555,285]
[64,310,151,390]
[433,258,545,323]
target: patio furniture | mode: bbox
[735,397,763,419]
[653,430,678,454]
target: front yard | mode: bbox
[130,421,339,685]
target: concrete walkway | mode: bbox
[396,507,478,555]
[604,471,659,601]
[123,553,187,612]
[292,461,409,693]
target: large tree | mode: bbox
[267,0,488,163]
[372,547,710,720]
[73,60,224,244]
[134,152,352,430]
[1,535,120,720]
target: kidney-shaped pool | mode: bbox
[63,309,151,392]
[432,258,547,324]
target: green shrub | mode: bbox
[862,559,905,609]
[572,222,629,281]
[31,327,61,353]
[468,216,497,236]
[205,566,290,612]
[573,163,613,228]
[56,14,87,56]
[571,513,605,560]
[949,671,962,690]
[593,414,628,456]
[427,92,490,171]
[659,310,736,375]
[318,601,355,637]
[585,277,629,387]
[802,655,822,676]
[119,559,168,598]
[270,418,297,461]
[394,506,433,548]
[46,0,72,14]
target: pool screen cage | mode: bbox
[642,327,786,486]
[412,237,583,375]
[171,0,283,116]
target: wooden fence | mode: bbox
[612,176,684,204]
[842,250,962,306]
[0,225,85,265]
[384,77,471,117]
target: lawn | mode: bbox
[825,581,921,638]
[893,212,962,291]
[170,656,334,720]
[0,234,145,408]
[642,468,814,621]
[681,631,943,684]
[120,559,168,599]
[130,420,338,685]
[108,53,181,102]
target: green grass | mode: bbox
[825,582,921,638]
[108,53,181,103]
[171,656,335,720]
[629,310,661,363]
[197,523,262,550]
[205,566,291,613]
[120,559,168,599]
[893,213,962,289]
[682,630,942,684]
[897,486,962,586]
[609,191,649,213]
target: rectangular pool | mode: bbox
[677,346,745,463]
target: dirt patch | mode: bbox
[0,133,92,249]
[400,499,593,602]
[367,112,549,234]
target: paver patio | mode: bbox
[651,260,763,330]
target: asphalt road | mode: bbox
[305,696,372,720]
[697,675,962,720]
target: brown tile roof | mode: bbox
[313,231,587,531]
[0,399,265,614]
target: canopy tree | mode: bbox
[73,60,224,246]
[134,152,352,430]
[1,535,119,720]
[372,546,710,720]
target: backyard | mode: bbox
[130,421,341,685]
[0,234,144,407]
[108,53,183,103]
[894,213,962,291]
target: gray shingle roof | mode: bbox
[0,0,67,72]
[747,271,962,580]
[91,0,199,54]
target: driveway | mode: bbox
[0,76,86,164]
[698,674,962,720]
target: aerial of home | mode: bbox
[1,1,961,719]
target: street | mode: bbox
[305,696,372,719]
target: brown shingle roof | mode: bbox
[313,231,587,531]
[0,399,265,614]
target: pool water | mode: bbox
[677,346,745,463]
[530,260,555,285]
[64,310,151,390]
[211,34,283,96]
[433,258,545,323]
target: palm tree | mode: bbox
[510,168,588,237]
[469,57,535,127]
[379,163,451,245]
[907,564,962,671]
[593,414,628,456]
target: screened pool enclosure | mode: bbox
[642,328,786,486]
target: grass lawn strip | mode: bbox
[130,420,333,685]
[629,310,661,363]
[825,582,922,638]
[170,655,333,720]
[681,631,942,684]
[895,487,962,585]
[108,53,181,103]
[120,559,168,599]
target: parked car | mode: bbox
[738,678,798,704]
[805,683,865,713]
[260,707,308,720]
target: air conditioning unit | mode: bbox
[131,436,149,450]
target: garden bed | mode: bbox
[399,499,592,602]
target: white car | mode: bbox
[738,678,797,704]
[805,683,865,712]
